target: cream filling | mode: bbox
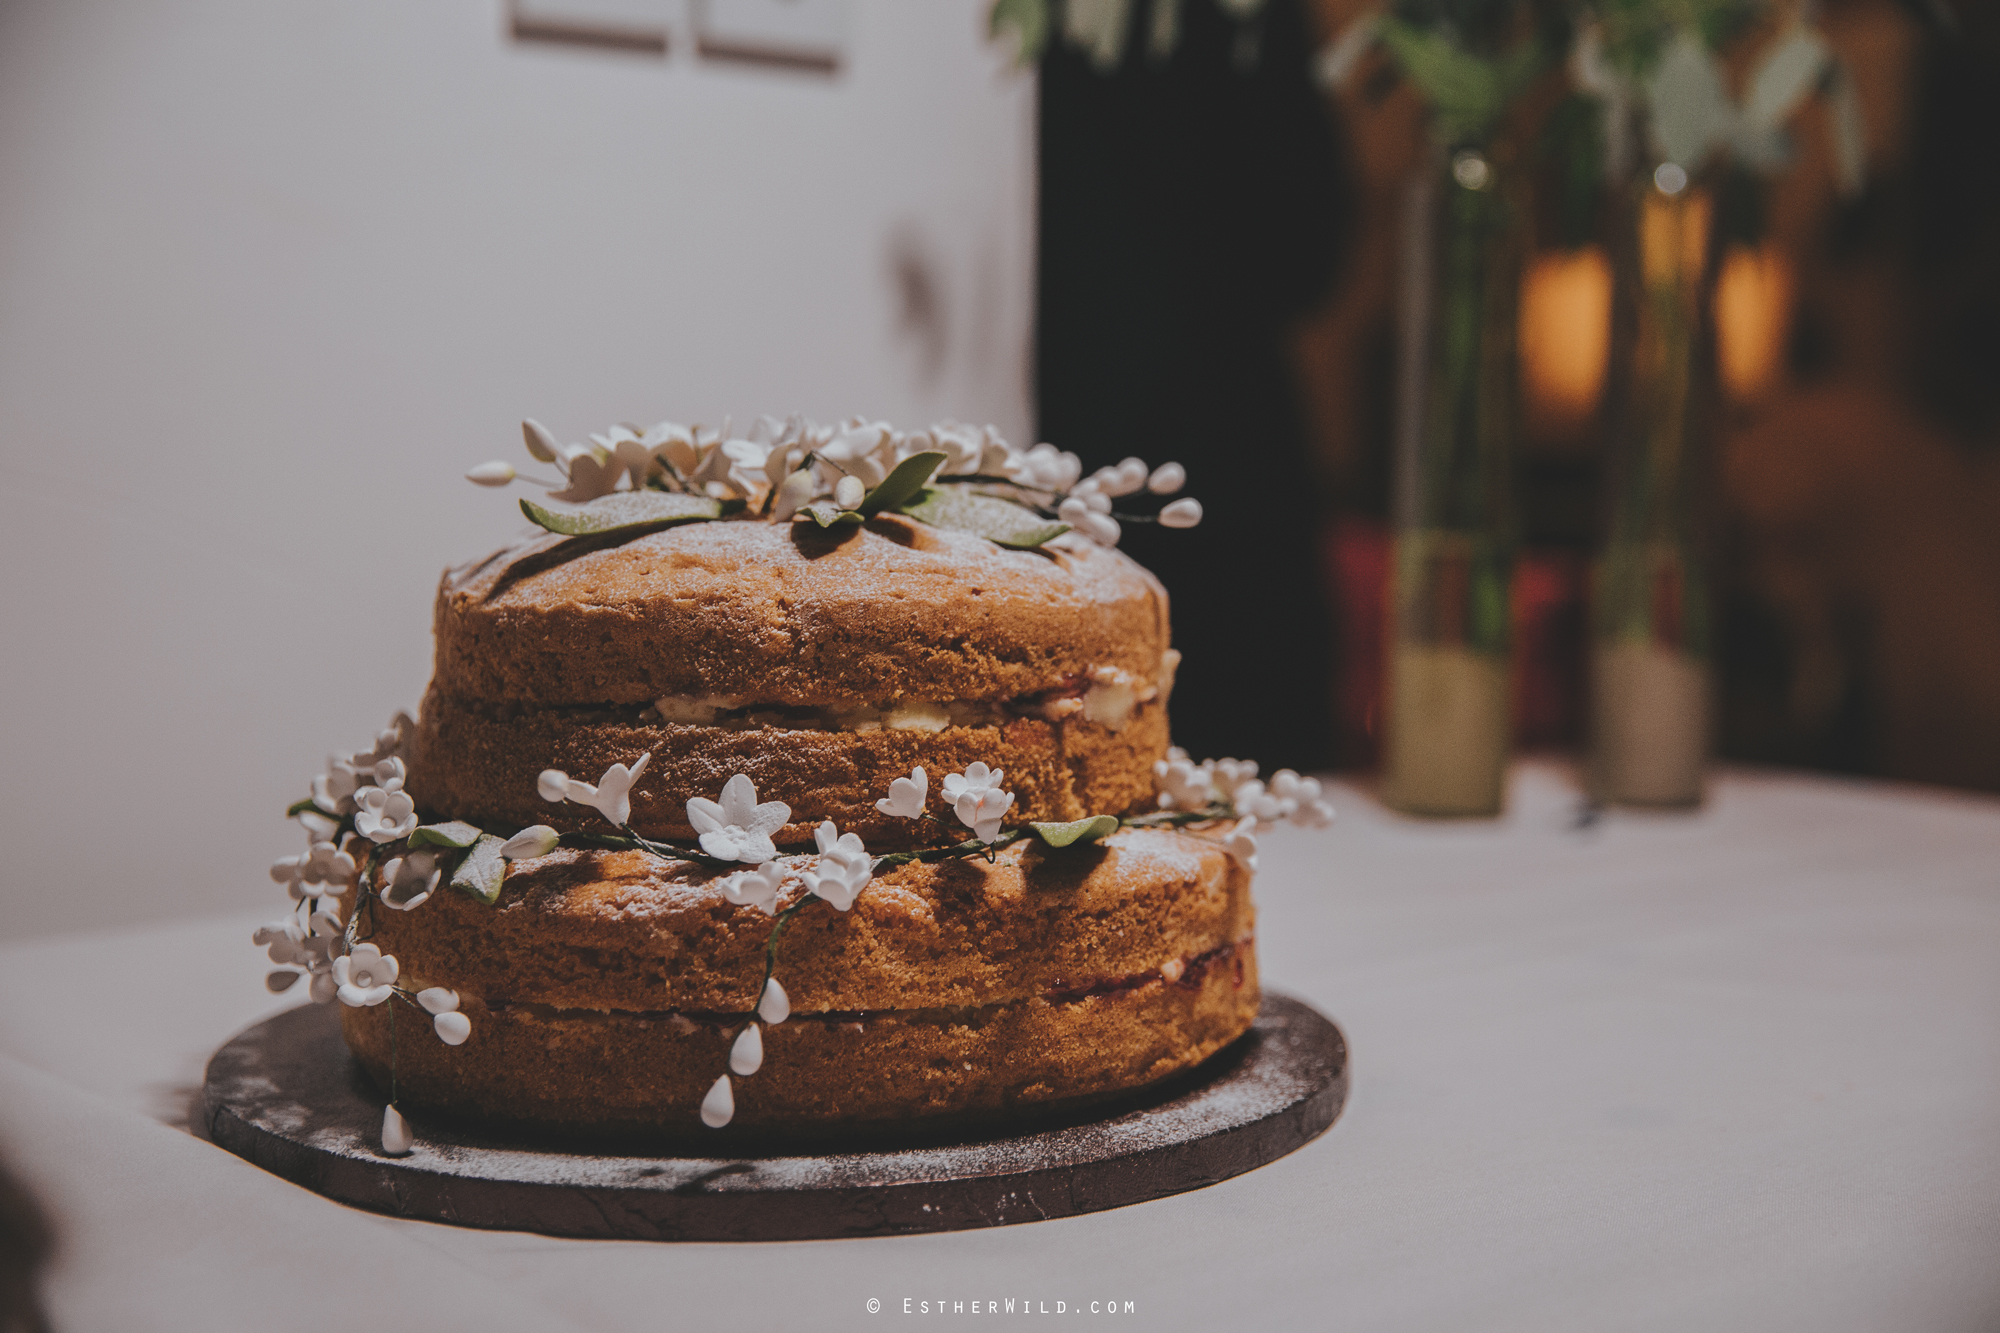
[643,656,1176,734]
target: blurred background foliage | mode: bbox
[1284,0,2000,791]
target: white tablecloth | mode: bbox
[4,762,1997,1332]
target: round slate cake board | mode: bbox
[203,994,1346,1241]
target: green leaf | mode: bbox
[286,797,321,818]
[450,834,508,905]
[899,486,1069,549]
[801,502,864,529]
[410,820,482,850]
[989,0,1050,66]
[860,450,947,517]
[1030,815,1121,848]
[1376,18,1543,146]
[520,490,724,537]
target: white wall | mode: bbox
[0,0,1035,939]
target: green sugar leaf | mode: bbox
[450,834,508,905]
[520,490,724,537]
[410,820,483,850]
[800,502,864,529]
[1030,815,1121,848]
[899,486,1069,549]
[860,450,948,518]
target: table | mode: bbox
[3,762,1997,1331]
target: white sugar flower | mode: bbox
[978,423,1019,475]
[253,920,308,966]
[594,422,689,491]
[942,762,1015,843]
[378,851,441,912]
[1230,779,1288,823]
[926,421,985,475]
[333,943,398,1007]
[348,713,414,771]
[653,424,708,486]
[687,773,791,864]
[417,987,471,1045]
[729,1023,764,1076]
[706,437,772,498]
[757,414,809,487]
[1224,816,1260,872]
[757,977,790,1024]
[499,825,559,860]
[800,821,871,911]
[719,860,789,915]
[820,422,894,488]
[833,473,866,510]
[1008,442,1082,492]
[1269,770,1336,828]
[538,753,651,828]
[875,766,928,819]
[269,854,310,900]
[351,757,417,843]
[1153,749,1217,811]
[381,1103,414,1156]
[301,839,357,888]
[700,1073,735,1129]
[311,757,364,815]
[295,807,341,842]
[548,441,621,502]
[1212,758,1260,808]
[352,784,416,844]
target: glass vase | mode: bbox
[1589,171,1715,807]
[1382,148,1523,817]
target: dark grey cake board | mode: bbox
[203,994,1347,1241]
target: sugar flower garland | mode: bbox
[465,413,1205,554]
[258,709,1334,1145]
[258,711,523,1156]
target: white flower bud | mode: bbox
[1159,498,1203,528]
[1147,461,1186,494]
[700,1074,735,1128]
[433,1010,472,1045]
[381,1103,414,1156]
[1081,512,1121,546]
[757,977,790,1025]
[1105,457,1148,496]
[500,824,560,860]
[522,419,559,463]
[833,474,866,511]
[266,970,300,993]
[772,468,816,521]
[730,1023,764,1076]
[416,986,459,1015]
[466,461,516,486]
[537,770,570,803]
